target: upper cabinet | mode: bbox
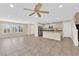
[42,23,63,31]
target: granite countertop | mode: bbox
[41,29,62,32]
[41,30,54,31]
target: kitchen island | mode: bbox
[43,30,62,40]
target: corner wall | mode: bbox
[63,21,72,38]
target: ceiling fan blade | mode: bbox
[37,12,41,17]
[24,8,34,11]
[39,11,49,14]
[29,12,35,16]
[34,3,42,11]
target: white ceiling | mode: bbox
[0,3,79,23]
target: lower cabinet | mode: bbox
[43,31,62,40]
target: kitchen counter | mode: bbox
[41,29,62,31]
[43,30,62,40]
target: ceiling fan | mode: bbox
[24,3,49,17]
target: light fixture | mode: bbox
[9,4,14,8]
[58,5,63,8]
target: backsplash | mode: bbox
[43,23,62,30]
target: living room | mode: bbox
[0,3,79,56]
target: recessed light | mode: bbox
[59,5,63,8]
[9,4,14,8]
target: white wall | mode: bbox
[0,18,35,24]
[34,23,38,37]
[30,24,35,35]
[63,21,72,38]
[63,19,78,46]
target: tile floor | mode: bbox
[0,35,79,56]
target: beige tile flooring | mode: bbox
[0,35,79,56]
